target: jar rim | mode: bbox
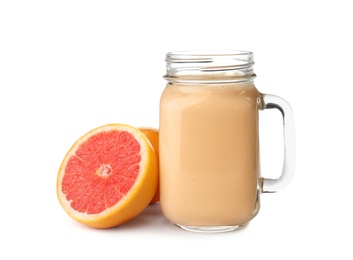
[164,50,256,84]
[166,50,254,63]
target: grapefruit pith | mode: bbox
[56,124,158,228]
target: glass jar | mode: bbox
[159,50,295,233]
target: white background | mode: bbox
[1,0,352,259]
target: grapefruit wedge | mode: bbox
[139,127,160,204]
[56,124,158,228]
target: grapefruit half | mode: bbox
[56,124,158,228]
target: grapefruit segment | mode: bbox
[57,124,158,228]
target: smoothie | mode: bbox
[159,83,261,227]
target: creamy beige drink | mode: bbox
[159,83,261,227]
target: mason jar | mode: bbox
[159,50,295,233]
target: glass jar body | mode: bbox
[159,81,261,232]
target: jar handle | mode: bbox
[260,94,296,193]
